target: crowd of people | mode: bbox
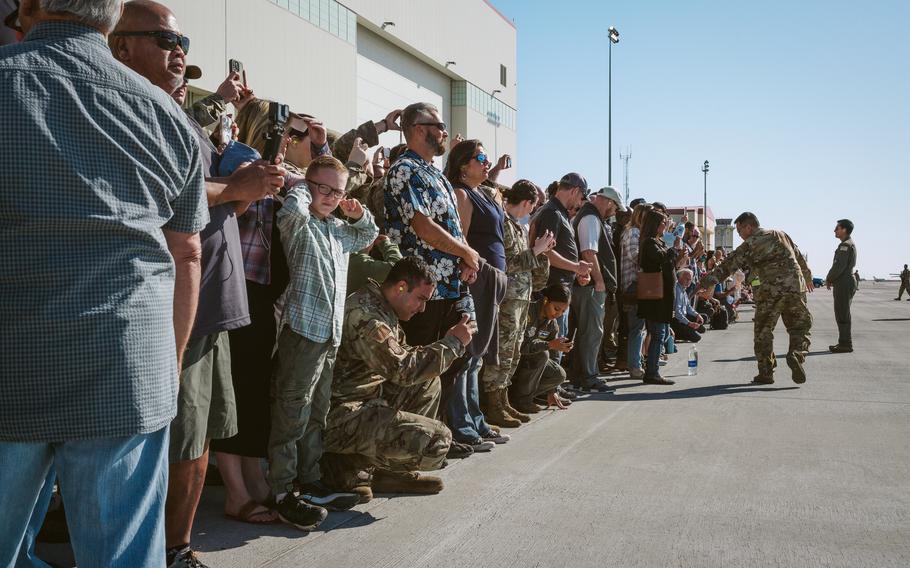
[1,2,828,568]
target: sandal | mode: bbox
[225,500,279,524]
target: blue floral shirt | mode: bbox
[384,150,464,299]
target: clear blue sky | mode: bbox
[491,0,909,279]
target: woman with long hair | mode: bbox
[636,208,679,385]
[621,203,653,379]
[438,139,510,447]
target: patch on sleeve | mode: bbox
[839,245,850,251]
[369,322,394,343]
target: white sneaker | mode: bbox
[482,431,510,444]
[629,368,645,379]
[468,438,496,452]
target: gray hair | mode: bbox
[41,0,123,31]
[676,268,693,280]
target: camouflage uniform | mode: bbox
[322,281,462,486]
[482,213,549,391]
[702,228,813,379]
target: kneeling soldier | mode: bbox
[322,257,475,502]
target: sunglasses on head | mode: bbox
[110,30,190,54]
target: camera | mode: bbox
[261,102,290,164]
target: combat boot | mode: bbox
[786,353,807,384]
[500,389,530,423]
[480,388,520,428]
[828,344,853,353]
[751,375,774,385]
[512,397,544,414]
[372,470,444,495]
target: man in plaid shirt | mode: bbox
[268,155,378,530]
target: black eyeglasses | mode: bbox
[110,30,190,54]
[306,181,345,199]
[414,121,447,131]
[4,0,20,33]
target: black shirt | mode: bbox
[532,198,577,286]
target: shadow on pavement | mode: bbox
[575,383,800,402]
[871,318,910,322]
[713,350,830,363]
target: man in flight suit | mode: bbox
[825,219,857,353]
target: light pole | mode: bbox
[701,160,710,238]
[608,26,619,185]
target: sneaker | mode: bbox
[556,386,577,400]
[482,430,510,444]
[296,481,361,511]
[629,368,645,380]
[446,440,474,459]
[274,493,327,531]
[167,546,209,568]
[466,438,495,452]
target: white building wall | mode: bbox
[355,27,450,164]
[343,0,518,108]
[158,0,358,130]
[155,0,516,176]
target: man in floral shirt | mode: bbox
[384,103,481,456]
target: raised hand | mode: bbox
[339,198,364,220]
[532,229,556,256]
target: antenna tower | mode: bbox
[619,148,632,205]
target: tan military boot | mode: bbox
[372,470,444,494]
[480,388,521,428]
[500,389,530,423]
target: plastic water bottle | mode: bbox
[688,346,698,376]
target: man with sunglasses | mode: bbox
[1,1,210,567]
[111,1,292,565]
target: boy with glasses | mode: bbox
[269,155,378,529]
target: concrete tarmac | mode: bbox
[38,284,910,567]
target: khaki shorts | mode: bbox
[169,331,238,463]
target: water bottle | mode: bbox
[688,346,698,376]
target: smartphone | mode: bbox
[228,58,243,75]
[380,146,389,160]
[505,156,512,168]
[570,328,577,344]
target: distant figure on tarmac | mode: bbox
[697,212,813,385]
[825,219,857,353]
[897,265,910,301]
[854,271,860,289]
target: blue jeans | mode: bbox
[626,307,646,371]
[0,428,169,568]
[446,356,493,442]
[645,321,669,378]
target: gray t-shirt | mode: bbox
[188,120,251,340]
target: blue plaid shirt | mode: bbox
[277,184,378,346]
[0,22,209,441]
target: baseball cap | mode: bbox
[184,65,202,80]
[559,172,588,193]
[629,197,646,209]
[590,186,626,211]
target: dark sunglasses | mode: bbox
[414,121,447,131]
[110,30,190,54]
[4,1,20,33]
[473,153,489,164]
